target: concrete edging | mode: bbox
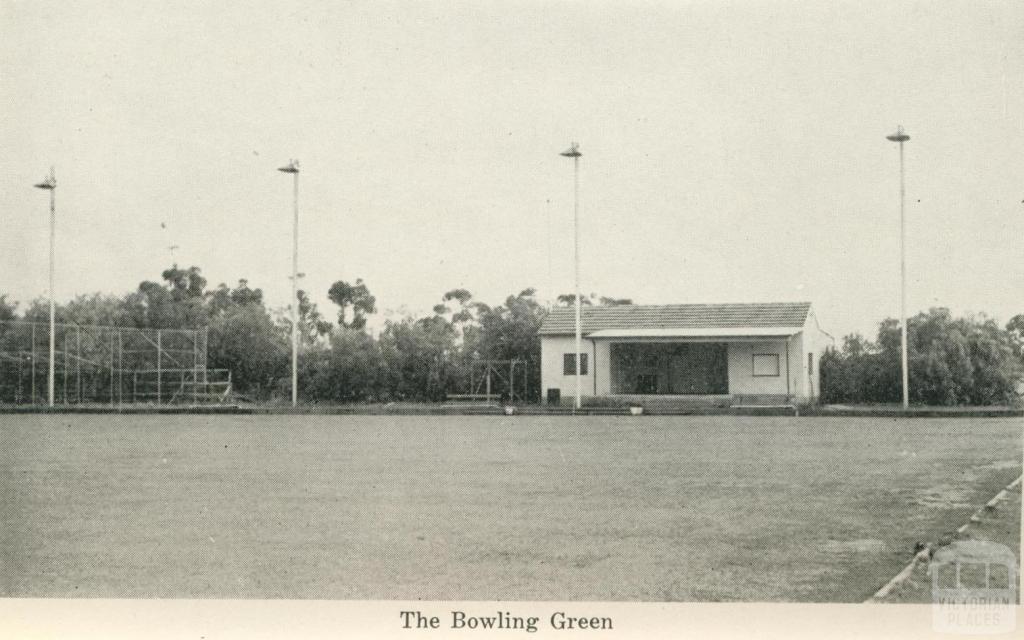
[864,473,1024,603]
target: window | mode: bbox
[808,353,814,376]
[563,352,588,376]
[752,353,780,377]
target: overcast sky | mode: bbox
[2,0,1022,339]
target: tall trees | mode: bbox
[294,290,332,345]
[821,308,1023,406]
[328,279,376,330]
[8,262,1018,407]
[294,278,379,402]
[0,295,16,322]
[556,293,592,307]
[0,297,17,385]
[205,278,263,315]
[820,333,898,404]
[436,288,484,335]
[1008,314,1024,361]
[121,265,210,329]
[207,279,288,398]
[378,315,456,401]
[301,328,383,402]
[598,296,633,306]
[556,293,632,307]
[208,304,287,398]
[472,288,547,401]
[162,266,207,301]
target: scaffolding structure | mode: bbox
[446,358,528,404]
[0,320,231,406]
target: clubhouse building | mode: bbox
[539,302,832,406]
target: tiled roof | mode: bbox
[538,302,812,335]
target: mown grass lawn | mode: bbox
[1,414,1019,601]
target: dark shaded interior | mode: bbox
[610,342,728,394]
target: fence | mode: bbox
[0,320,231,406]
[445,358,529,404]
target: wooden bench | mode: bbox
[445,394,498,403]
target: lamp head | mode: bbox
[34,168,56,190]
[886,125,910,143]
[278,159,300,173]
[560,142,582,158]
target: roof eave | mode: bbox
[540,327,805,339]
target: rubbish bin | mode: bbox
[546,388,561,406]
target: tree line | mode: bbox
[2,269,1021,406]
[820,308,1024,406]
[0,266,558,402]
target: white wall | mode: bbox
[542,315,832,403]
[545,335,802,400]
[726,323,832,403]
[595,340,611,395]
[798,309,834,402]
[727,339,800,397]
[540,335,602,403]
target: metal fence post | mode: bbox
[30,324,36,404]
[156,330,162,406]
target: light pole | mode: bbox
[33,168,57,407]
[278,159,300,407]
[560,143,582,411]
[886,126,910,410]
